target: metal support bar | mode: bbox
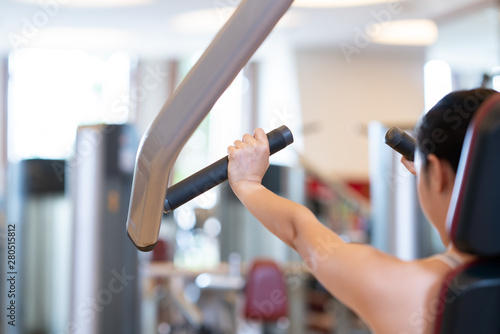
[127,0,294,251]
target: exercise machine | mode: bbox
[126,0,295,252]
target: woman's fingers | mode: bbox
[401,156,416,175]
[227,128,271,184]
[230,128,271,158]
[233,139,245,148]
[243,133,256,144]
[233,129,266,149]
[253,128,268,144]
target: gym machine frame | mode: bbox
[126,0,295,251]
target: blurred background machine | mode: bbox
[70,124,139,334]
[9,124,139,334]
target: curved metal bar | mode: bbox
[126,0,294,251]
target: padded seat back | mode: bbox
[435,93,500,334]
[435,258,500,333]
[244,259,288,321]
[446,93,500,256]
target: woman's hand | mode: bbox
[401,156,416,175]
[227,128,270,187]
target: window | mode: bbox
[8,49,131,161]
[424,59,452,112]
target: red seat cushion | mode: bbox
[244,259,288,321]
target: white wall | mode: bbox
[296,45,426,180]
[427,5,500,89]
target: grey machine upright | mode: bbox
[368,122,442,260]
[70,124,139,334]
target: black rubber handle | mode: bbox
[164,125,294,213]
[384,127,416,162]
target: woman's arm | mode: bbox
[227,128,411,328]
[230,179,342,250]
[227,128,338,250]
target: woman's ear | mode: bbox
[426,154,455,193]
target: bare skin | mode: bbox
[227,128,475,334]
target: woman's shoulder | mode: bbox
[366,254,460,334]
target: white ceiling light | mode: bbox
[170,7,301,35]
[293,0,404,8]
[14,0,154,8]
[170,8,230,35]
[370,19,438,46]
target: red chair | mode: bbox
[244,259,288,322]
[434,93,500,334]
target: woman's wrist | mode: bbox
[230,179,263,197]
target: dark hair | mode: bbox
[416,88,498,173]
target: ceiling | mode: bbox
[0,0,496,58]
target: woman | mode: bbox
[227,88,498,334]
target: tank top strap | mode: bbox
[433,252,465,270]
